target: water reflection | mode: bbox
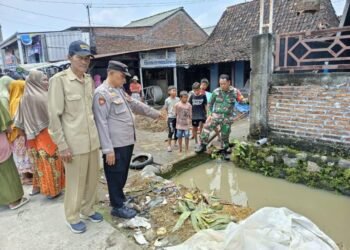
[173,161,350,248]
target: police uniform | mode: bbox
[48,67,101,225]
[93,61,160,216]
[199,86,244,150]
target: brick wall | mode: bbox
[94,11,207,55]
[268,75,350,148]
[145,11,207,46]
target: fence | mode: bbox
[274,26,350,72]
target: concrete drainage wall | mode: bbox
[160,153,211,179]
[140,141,350,196]
[140,152,211,180]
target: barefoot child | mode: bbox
[164,86,179,152]
[189,82,207,145]
[175,91,192,152]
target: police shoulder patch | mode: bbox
[98,96,106,105]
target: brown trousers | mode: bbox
[64,149,99,224]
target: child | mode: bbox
[175,91,192,152]
[189,82,207,145]
[200,78,212,103]
[164,86,180,152]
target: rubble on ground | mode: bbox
[98,166,253,249]
[134,109,167,132]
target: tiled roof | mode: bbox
[178,0,340,65]
[125,7,183,27]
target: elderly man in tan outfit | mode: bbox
[48,41,103,234]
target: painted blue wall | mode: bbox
[234,61,244,89]
[210,64,218,91]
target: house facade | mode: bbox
[0,31,89,71]
[177,0,340,92]
[75,7,208,95]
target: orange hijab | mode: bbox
[8,80,25,142]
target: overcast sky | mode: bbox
[0,0,346,40]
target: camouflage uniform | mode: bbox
[200,86,243,149]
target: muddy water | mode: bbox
[173,160,350,248]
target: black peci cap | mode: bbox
[107,60,131,77]
[68,40,94,57]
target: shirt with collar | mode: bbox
[93,81,160,153]
[48,67,100,155]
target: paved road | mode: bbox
[0,185,139,250]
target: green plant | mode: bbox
[230,140,350,196]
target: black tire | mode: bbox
[130,153,153,170]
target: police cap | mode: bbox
[107,61,131,77]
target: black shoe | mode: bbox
[111,205,137,219]
[195,144,207,153]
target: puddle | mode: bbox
[173,160,350,248]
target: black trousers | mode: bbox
[103,145,134,209]
[167,118,178,140]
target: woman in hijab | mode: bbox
[8,80,34,185]
[0,75,14,109]
[15,70,65,199]
[93,74,102,88]
[0,101,30,210]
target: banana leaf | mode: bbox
[172,211,191,232]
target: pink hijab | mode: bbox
[94,74,102,88]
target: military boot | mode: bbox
[195,144,207,153]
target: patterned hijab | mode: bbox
[14,70,49,140]
[8,80,25,142]
[0,76,14,109]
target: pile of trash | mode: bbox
[103,171,253,248]
[134,109,167,132]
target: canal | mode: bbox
[173,160,350,248]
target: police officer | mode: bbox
[196,74,245,153]
[48,41,103,234]
[93,61,162,219]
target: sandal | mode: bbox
[29,189,40,196]
[47,192,62,200]
[9,197,30,210]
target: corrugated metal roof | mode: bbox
[125,7,183,27]
[93,44,183,59]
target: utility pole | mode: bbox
[85,3,96,54]
[259,0,274,34]
[86,4,92,27]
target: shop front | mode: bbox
[139,49,177,98]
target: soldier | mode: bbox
[93,61,162,219]
[196,74,245,153]
[48,41,103,234]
